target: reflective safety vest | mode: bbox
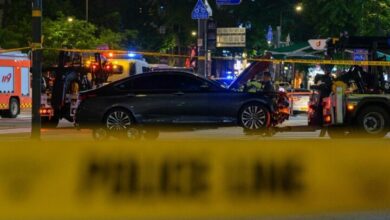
[246,80,263,93]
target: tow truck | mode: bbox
[40,51,122,128]
[308,36,390,138]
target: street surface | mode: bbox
[1,109,389,141]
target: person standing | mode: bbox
[261,71,275,93]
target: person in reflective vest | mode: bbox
[245,74,263,93]
[245,71,275,93]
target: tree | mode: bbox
[42,16,136,65]
[359,1,390,36]
[301,0,390,37]
[0,0,31,48]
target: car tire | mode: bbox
[356,106,389,138]
[104,108,135,133]
[239,103,270,132]
[4,98,19,118]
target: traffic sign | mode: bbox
[216,0,241,5]
[217,27,246,47]
[192,0,210,20]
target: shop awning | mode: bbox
[268,42,322,59]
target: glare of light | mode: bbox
[227,75,233,80]
[67,17,74,22]
[128,52,136,58]
[347,103,356,111]
[191,31,197,36]
[108,52,113,57]
[295,4,303,12]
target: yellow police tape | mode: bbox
[0,139,389,219]
[3,46,390,66]
[0,47,31,53]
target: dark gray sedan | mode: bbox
[75,71,278,135]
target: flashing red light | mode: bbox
[92,65,97,69]
[324,115,331,123]
[106,65,111,70]
[347,103,355,111]
[40,108,52,115]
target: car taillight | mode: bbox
[40,108,53,115]
[322,97,332,124]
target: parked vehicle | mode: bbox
[40,51,122,128]
[0,52,31,118]
[106,58,150,83]
[308,36,390,138]
[287,88,311,113]
[75,67,290,139]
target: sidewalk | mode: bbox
[0,128,30,134]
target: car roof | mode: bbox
[113,70,215,84]
[133,70,199,78]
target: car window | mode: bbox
[129,62,136,75]
[115,73,222,93]
[115,74,183,92]
[174,75,204,92]
[175,74,224,92]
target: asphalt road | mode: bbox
[1,110,389,141]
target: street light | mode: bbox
[191,31,197,37]
[295,4,303,12]
[278,3,303,47]
[67,17,74,22]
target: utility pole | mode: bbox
[86,0,88,21]
[197,19,207,77]
[31,0,42,139]
[192,0,212,77]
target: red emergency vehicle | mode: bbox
[0,52,31,118]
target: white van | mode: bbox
[106,59,150,83]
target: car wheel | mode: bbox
[105,108,134,132]
[356,106,389,138]
[4,98,19,118]
[239,103,270,131]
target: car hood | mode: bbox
[228,53,272,90]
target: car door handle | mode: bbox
[173,92,184,96]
